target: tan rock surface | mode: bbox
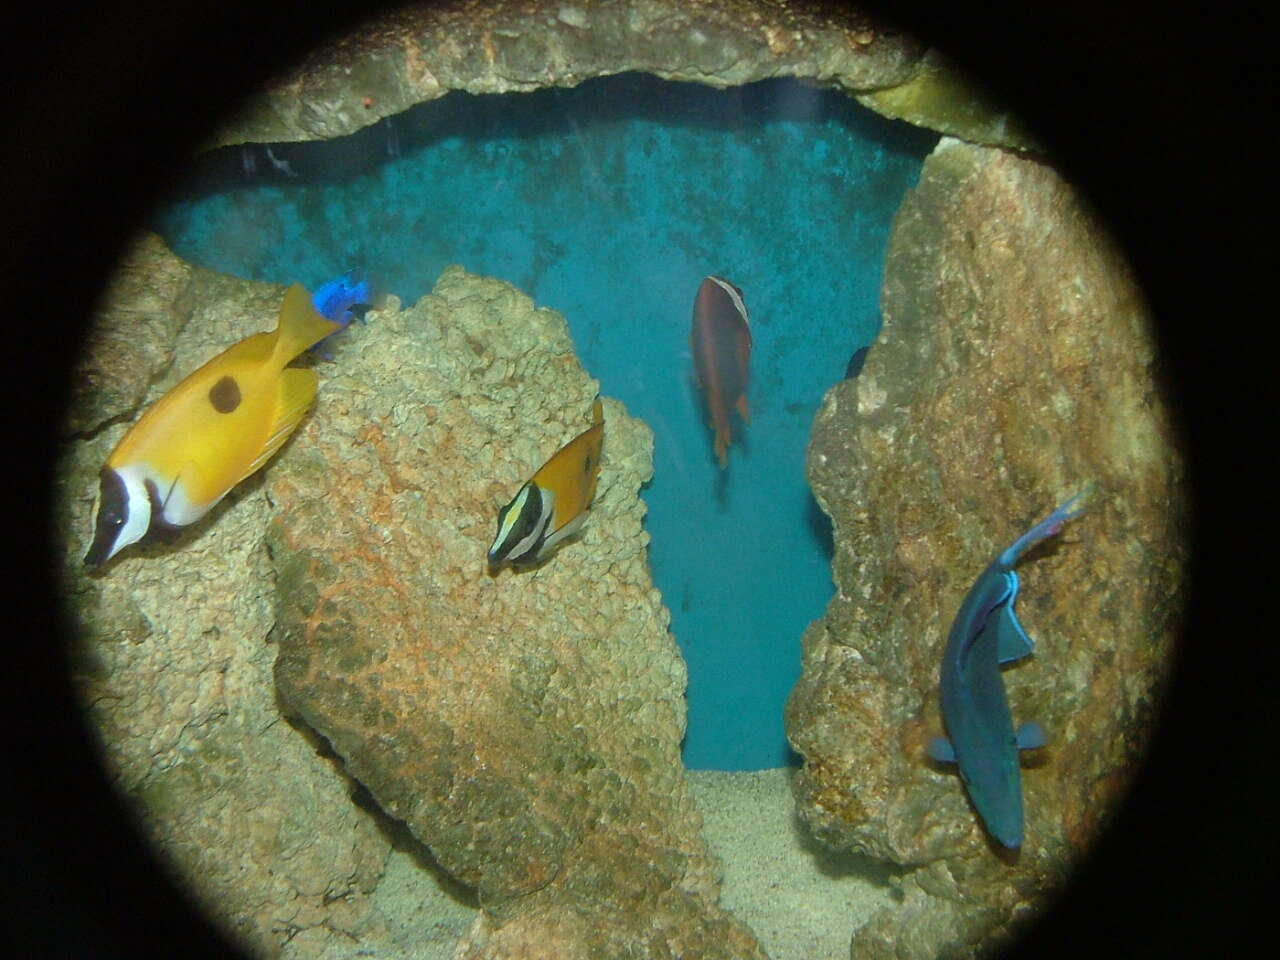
[57,235,392,958]
[785,139,1187,957]
[213,0,923,146]
[268,265,765,958]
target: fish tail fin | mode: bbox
[272,283,343,366]
[735,393,750,424]
[1000,489,1089,566]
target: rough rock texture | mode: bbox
[268,265,765,959]
[212,0,1035,155]
[785,139,1186,958]
[56,235,393,958]
[64,233,195,436]
[212,0,924,146]
[855,49,1041,153]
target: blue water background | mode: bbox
[155,75,935,770]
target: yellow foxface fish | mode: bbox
[84,284,341,567]
[488,399,604,571]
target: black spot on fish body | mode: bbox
[209,375,241,413]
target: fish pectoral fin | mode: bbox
[153,462,222,527]
[243,367,319,479]
[1016,722,1047,750]
[537,508,589,560]
[927,736,957,763]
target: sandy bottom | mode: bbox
[345,767,892,960]
[686,768,896,960]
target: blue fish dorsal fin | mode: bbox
[983,571,1035,663]
[1016,722,1047,750]
[927,736,957,763]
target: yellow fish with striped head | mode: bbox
[84,283,341,567]
[488,399,604,571]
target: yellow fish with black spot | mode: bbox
[84,283,341,567]
[488,398,604,571]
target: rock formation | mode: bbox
[214,0,922,146]
[785,138,1186,957]
[58,237,392,957]
[59,242,766,957]
[56,3,1183,958]
[268,265,765,958]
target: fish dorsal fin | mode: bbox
[271,284,342,367]
[992,604,1034,663]
[977,571,1035,663]
[240,367,319,481]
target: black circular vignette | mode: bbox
[1,0,1269,957]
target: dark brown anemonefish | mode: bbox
[690,275,752,468]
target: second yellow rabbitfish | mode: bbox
[488,399,604,570]
[84,283,341,566]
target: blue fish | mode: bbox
[312,270,372,327]
[927,492,1086,849]
[309,271,373,359]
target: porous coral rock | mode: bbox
[785,139,1186,958]
[64,232,194,437]
[57,234,392,959]
[213,0,924,145]
[269,265,765,958]
[214,0,1031,156]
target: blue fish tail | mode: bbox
[999,489,1088,567]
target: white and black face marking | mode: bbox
[83,466,153,567]
[707,275,749,327]
[488,483,554,570]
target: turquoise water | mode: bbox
[155,74,935,770]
